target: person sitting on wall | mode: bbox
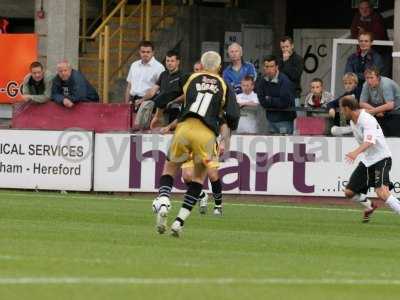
[139,50,185,130]
[21,61,53,104]
[51,60,99,108]
[124,40,165,109]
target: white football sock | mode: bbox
[177,207,191,222]
[385,195,400,214]
[351,193,372,210]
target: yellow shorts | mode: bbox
[181,158,220,170]
[168,118,218,168]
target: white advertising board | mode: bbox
[0,129,93,191]
[94,133,400,197]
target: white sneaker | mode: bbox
[170,220,183,237]
[213,206,222,216]
[199,192,208,215]
[156,206,168,234]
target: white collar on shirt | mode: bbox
[265,71,279,83]
[140,56,155,66]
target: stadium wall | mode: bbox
[2,130,400,197]
[93,133,400,197]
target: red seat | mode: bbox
[295,116,327,135]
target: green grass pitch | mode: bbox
[1,190,400,300]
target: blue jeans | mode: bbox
[269,121,294,135]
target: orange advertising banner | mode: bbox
[0,34,38,103]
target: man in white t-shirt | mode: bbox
[340,96,400,222]
[236,76,260,134]
[124,41,165,109]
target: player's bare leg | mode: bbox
[171,162,208,237]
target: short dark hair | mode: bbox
[364,66,381,77]
[280,36,293,44]
[311,77,324,85]
[138,40,154,50]
[340,95,359,111]
[166,50,180,60]
[30,61,43,70]
[241,75,254,83]
[358,31,374,41]
[263,54,278,64]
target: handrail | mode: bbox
[90,0,127,39]
[126,3,142,19]
[86,0,115,36]
[79,0,177,102]
[109,4,174,79]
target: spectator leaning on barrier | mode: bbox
[256,55,296,135]
[345,32,385,96]
[278,36,304,104]
[51,60,99,108]
[236,76,260,134]
[328,72,360,125]
[21,61,53,104]
[124,40,165,110]
[223,42,257,94]
[304,78,334,109]
[359,66,400,137]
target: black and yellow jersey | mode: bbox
[179,71,240,135]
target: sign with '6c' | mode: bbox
[0,34,37,104]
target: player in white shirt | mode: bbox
[236,76,260,134]
[340,96,400,222]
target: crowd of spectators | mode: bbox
[16,0,399,137]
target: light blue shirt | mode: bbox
[360,76,400,110]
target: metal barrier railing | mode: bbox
[79,0,174,103]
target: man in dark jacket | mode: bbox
[278,36,304,101]
[350,0,388,41]
[256,55,296,135]
[51,60,99,108]
[345,32,384,97]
